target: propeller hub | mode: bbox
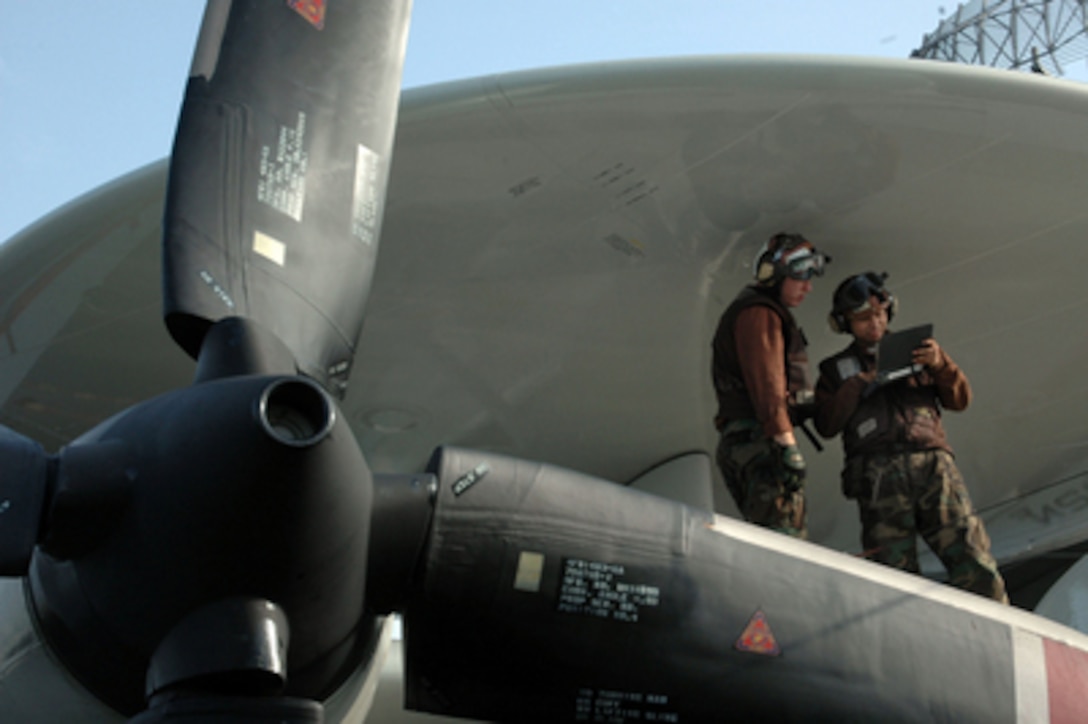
[27,374,375,715]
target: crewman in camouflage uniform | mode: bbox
[711,233,829,538]
[814,272,1007,602]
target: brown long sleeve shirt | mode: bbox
[734,306,794,439]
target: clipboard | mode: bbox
[876,323,933,383]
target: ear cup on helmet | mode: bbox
[827,310,848,334]
[753,234,785,285]
[756,256,777,283]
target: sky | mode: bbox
[0,1,1007,243]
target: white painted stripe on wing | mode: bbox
[1013,627,1049,723]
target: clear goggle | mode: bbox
[783,250,828,281]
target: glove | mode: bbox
[774,442,806,492]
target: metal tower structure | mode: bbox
[912,0,1088,77]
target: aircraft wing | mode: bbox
[3,53,1088,719]
[4,53,1088,582]
[364,54,1088,568]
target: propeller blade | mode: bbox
[3,2,414,722]
[163,0,410,394]
[401,446,1028,723]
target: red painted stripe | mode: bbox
[1044,638,1088,724]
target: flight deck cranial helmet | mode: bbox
[828,271,898,334]
[754,232,830,287]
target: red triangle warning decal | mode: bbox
[288,0,327,29]
[735,610,781,656]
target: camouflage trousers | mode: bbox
[715,421,806,539]
[845,449,1008,603]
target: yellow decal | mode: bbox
[514,551,545,593]
[253,231,286,266]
